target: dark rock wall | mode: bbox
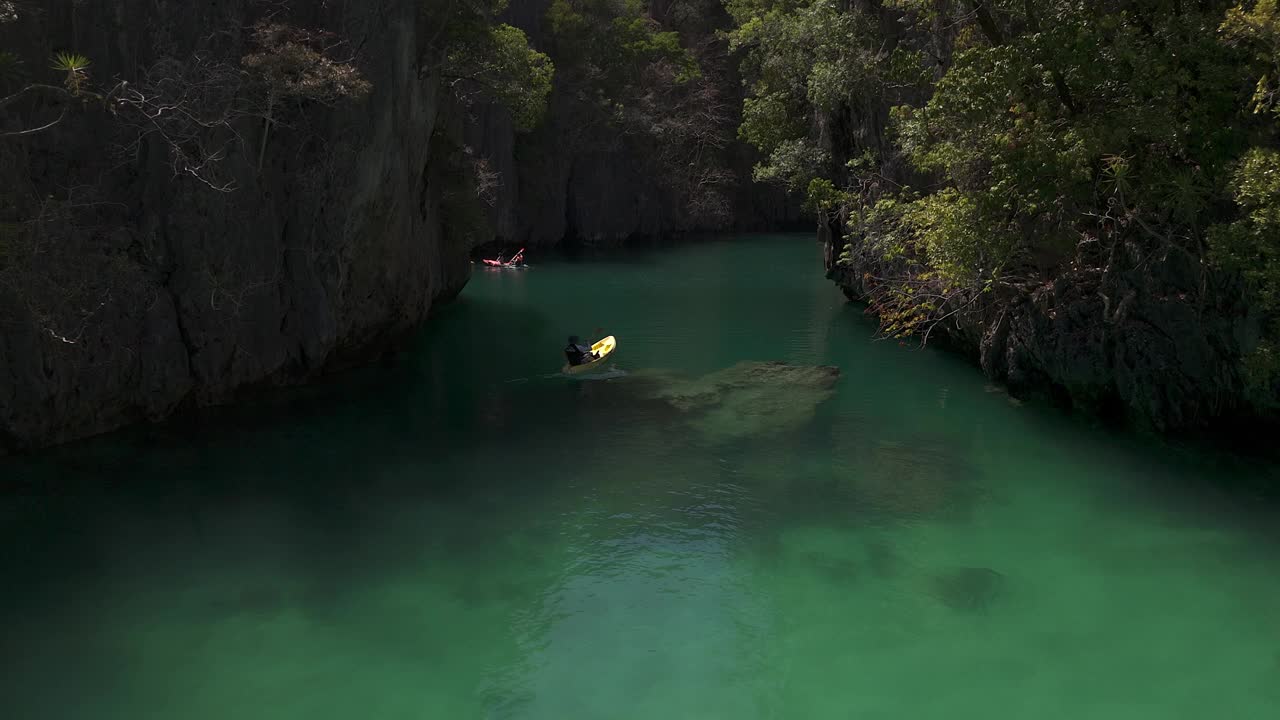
[0,0,473,450]
[486,100,804,247]
[826,238,1258,432]
[0,0,800,451]
[469,0,803,248]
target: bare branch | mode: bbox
[0,83,73,111]
[0,107,66,137]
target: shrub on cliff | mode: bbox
[425,0,554,131]
[728,0,1280,378]
[242,22,373,171]
[443,22,553,131]
[1212,1,1280,400]
[546,0,737,226]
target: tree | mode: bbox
[546,0,737,225]
[425,0,555,131]
[242,22,373,172]
[729,0,1263,345]
[1211,1,1280,394]
[441,22,554,131]
[0,52,94,139]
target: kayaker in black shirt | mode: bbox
[564,335,596,366]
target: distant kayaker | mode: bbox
[564,335,596,366]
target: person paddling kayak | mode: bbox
[564,335,597,366]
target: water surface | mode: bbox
[2,235,1279,719]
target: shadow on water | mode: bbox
[829,288,1280,523]
[554,233,797,266]
[0,291,632,611]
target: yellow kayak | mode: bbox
[562,335,617,375]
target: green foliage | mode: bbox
[896,3,1249,283]
[547,0,701,103]
[51,51,89,95]
[444,23,554,130]
[1214,2,1280,392]
[728,0,1280,367]
[1241,336,1280,400]
[732,1,1259,283]
[50,52,89,71]
[1222,0,1280,117]
[540,0,734,223]
[243,24,372,103]
[752,138,827,189]
[550,0,704,119]
[738,93,804,156]
[1217,2,1280,311]
[435,0,554,131]
[242,23,373,171]
[803,177,845,214]
[727,0,930,191]
[1210,148,1280,311]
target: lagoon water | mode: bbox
[2,235,1278,719]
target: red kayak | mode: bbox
[481,248,527,268]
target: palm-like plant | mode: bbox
[50,51,89,95]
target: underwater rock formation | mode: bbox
[641,361,840,442]
[931,566,1005,613]
[854,439,981,520]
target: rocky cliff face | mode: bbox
[469,0,802,248]
[469,95,803,248]
[0,0,474,451]
[0,0,798,451]
[825,226,1260,432]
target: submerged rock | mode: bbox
[931,566,1005,613]
[855,438,981,519]
[864,539,899,579]
[641,361,840,441]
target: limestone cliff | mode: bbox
[0,0,799,451]
[471,0,802,248]
[0,0,474,450]
[469,93,803,247]
[825,224,1261,432]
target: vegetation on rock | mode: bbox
[434,0,554,131]
[544,0,739,226]
[726,0,1280,410]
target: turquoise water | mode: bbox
[2,235,1279,719]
